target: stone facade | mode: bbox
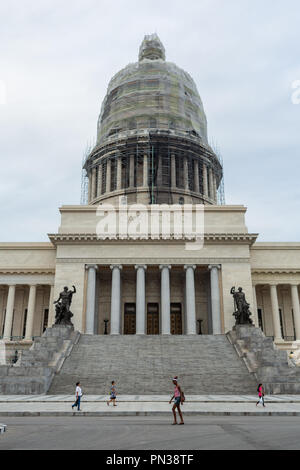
[0,206,300,360]
[1,35,300,366]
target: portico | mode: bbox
[0,280,54,341]
[252,281,300,343]
[84,263,220,336]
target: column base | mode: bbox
[274,338,285,344]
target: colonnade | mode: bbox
[85,264,222,335]
[253,283,300,341]
[88,154,218,202]
[0,284,54,341]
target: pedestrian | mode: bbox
[107,381,117,406]
[169,376,184,425]
[256,383,265,407]
[72,381,83,411]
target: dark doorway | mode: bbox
[124,303,136,335]
[147,303,159,334]
[170,303,182,335]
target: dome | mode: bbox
[85,35,222,207]
[96,34,208,146]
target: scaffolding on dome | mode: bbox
[82,123,225,206]
[210,138,225,205]
[80,142,93,205]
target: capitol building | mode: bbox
[1,34,300,366]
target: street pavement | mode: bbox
[0,415,300,450]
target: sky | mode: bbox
[0,0,299,242]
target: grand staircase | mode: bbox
[48,334,257,395]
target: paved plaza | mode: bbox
[0,415,300,450]
[0,395,300,417]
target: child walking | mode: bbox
[107,381,117,406]
[256,383,266,407]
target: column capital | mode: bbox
[208,264,221,271]
[269,282,278,287]
[159,265,171,270]
[110,265,123,271]
[135,265,147,270]
[290,282,300,287]
[85,264,98,271]
[184,264,196,271]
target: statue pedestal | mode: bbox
[44,324,74,339]
[233,324,255,333]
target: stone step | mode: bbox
[49,334,257,395]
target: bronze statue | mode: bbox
[53,285,76,326]
[230,286,253,325]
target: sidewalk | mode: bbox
[1,395,300,416]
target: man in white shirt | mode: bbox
[72,382,82,411]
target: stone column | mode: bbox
[47,284,55,327]
[208,265,222,334]
[88,171,92,203]
[143,154,148,187]
[135,265,147,334]
[117,156,122,191]
[291,284,300,341]
[110,265,122,335]
[184,265,197,334]
[106,159,111,193]
[91,167,97,200]
[85,265,98,334]
[184,157,189,190]
[213,175,217,202]
[194,160,200,193]
[171,154,176,188]
[209,167,214,199]
[203,164,208,198]
[129,155,135,188]
[3,285,16,340]
[270,284,282,341]
[157,155,162,187]
[97,163,103,196]
[25,285,37,340]
[160,265,171,335]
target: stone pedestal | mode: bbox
[227,325,300,394]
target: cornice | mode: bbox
[252,243,300,250]
[252,268,300,274]
[48,232,258,245]
[58,205,248,213]
[56,257,250,265]
[0,268,55,275]
[0,243,55,250]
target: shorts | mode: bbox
[174,397,181,406]
[110,395,116,399]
